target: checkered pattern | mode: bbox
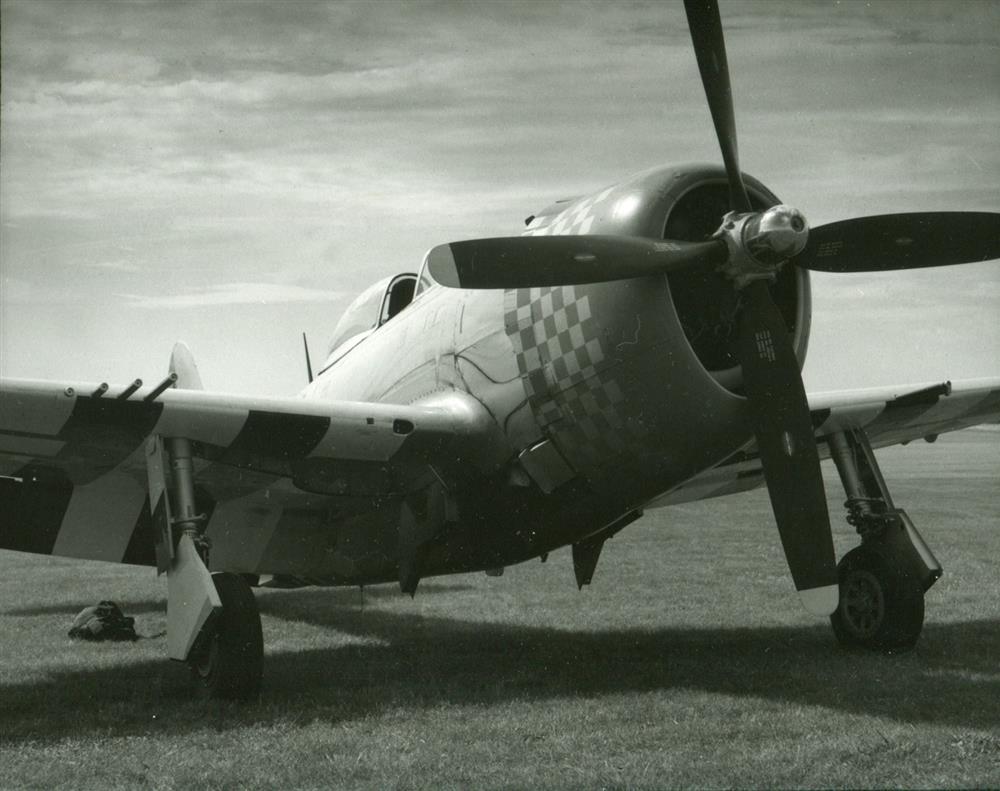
[505,286,604,424]
[523,187,614,237]
[549,370,637,466]
[505,285,643,467]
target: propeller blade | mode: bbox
[683,0,752,213]
[426,235,728,290]
[796,212,1000,273]
[736,281,838,615]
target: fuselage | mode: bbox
[262,164,814,584]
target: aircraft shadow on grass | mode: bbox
[2,586,998,743]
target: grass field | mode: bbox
[1,429,998,789]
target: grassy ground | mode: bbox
[1,429,998,789]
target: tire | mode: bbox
[830,545,924,652]
[189,572,263,700]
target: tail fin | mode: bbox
[169,341,204,390]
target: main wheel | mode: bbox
[830,545,924,652]
[189,572,263,700]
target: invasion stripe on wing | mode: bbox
[51,456,148,562]
[0,466,74,556]
[861,387,1000,440]
[4,397,166,486]
[219,410,332,471]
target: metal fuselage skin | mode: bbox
[285,165,811,583]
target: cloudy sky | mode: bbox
[1,0,998,397]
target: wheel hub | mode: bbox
[841,569,886,638]
[190,632,219,679]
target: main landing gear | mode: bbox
[827,429,942,651]
[148,434,264,700]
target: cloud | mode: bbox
[121,282,348,309]
[90,259,140,273]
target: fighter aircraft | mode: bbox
[2,0,999,700]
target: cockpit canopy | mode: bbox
[326,273,417,360]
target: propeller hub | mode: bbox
[714,205,810,288]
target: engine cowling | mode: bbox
[524,163,811,392]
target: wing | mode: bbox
[810,378,1000,447]
[654,377,1000,506]
[0,378,498,569]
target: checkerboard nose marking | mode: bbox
[523,187,614,238]
[504,285,645,468]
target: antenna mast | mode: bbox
[302,332,314,384]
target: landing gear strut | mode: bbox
[827,429,942,651]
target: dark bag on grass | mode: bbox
[68,600,138,642]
